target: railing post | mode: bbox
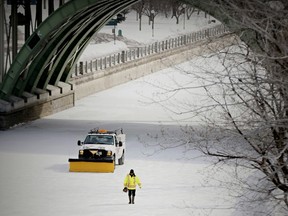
[109,56,112,67]
[79,62,83,75]
[104,57,107,68]
[117,53,121,64]
[95,59,98,71]
[137,47,140,58]
[100,58,103,70]
[121,50,125,63]
[75,64,78,77]
[154,42,158,53]
[85,61,88,73]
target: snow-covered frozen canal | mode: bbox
[0,63,246,216]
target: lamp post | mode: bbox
[151,10,155,37]
[182,4,186,30]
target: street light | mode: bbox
[182,4,186,30]
[151,10,155,37]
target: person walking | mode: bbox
[123,169,142,204]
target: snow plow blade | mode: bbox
[68,159,115,173]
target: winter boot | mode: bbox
[132,196,135,204]
[129,196,132,204]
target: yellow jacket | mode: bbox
[124,174,142,190]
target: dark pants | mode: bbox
[128,189,136,197]
[128,189,136,204]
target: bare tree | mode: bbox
[131,1,145,31]
[189,38,288,213]
[144,0,288,214]
[132,0,160,29]
[185,5,196,20]
[171,0,186,24]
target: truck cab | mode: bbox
[77,129,125,165]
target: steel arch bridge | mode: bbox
[1,0,284,102]
[0,0,141,101]
[0,0,236,102]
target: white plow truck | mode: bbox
[69,128,126,172]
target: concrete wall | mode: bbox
[0,91,74,129]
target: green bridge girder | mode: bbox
[0,0,140,101]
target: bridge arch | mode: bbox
[0,0,140,100]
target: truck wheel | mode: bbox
[122,152,125,165]
[113,155,116,166]
[118,152,125,165]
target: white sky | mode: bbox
[0,9,281,216]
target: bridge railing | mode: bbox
[72,24,229,77]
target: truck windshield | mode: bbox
[84,135,114,145]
